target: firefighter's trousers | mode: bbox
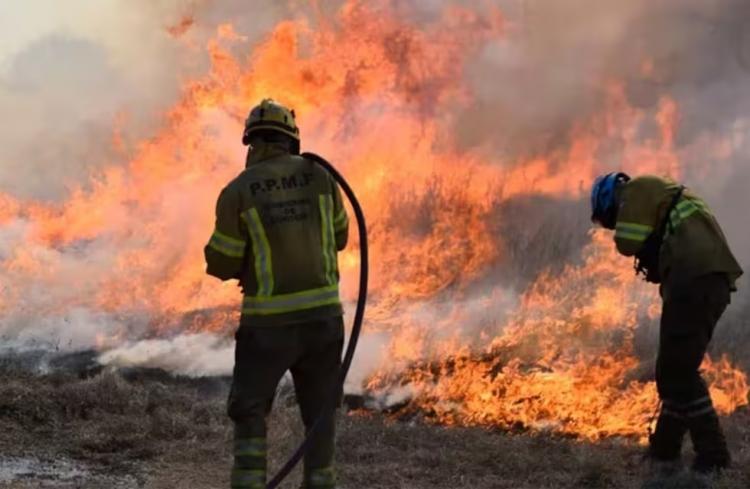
[227,316,344,489]
[650,273,731,472]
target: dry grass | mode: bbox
[0,366,748,489]
[0,205,746,487]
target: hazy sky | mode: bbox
[0,1,180,75]
[0,1,198,198]
[0,0,299,199]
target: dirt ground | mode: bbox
[0,363,748,489]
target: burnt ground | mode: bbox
[0,358,748,489]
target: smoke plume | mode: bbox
[0,0,748,386]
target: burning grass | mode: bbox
[362,232,749,442]
[0,362,748,489]
[0,4,749,486]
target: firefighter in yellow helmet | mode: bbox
[591,173,743,478]
[205,99,349,489]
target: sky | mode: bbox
[0,1,185,198]
[0,0,292,199]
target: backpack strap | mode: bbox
[633,185,685,283]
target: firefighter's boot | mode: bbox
[687,410,730,474]
[648,413,687,462]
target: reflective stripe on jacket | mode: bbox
[613,175,743,293]
[205,142,349,326]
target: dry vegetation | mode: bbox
[1,199,747,488]
[0,360,748,489]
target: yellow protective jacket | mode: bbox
[205,142,349,326]
[614,175,743,296]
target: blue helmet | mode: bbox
[591,172,630,229]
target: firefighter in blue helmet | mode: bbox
[591,172,743,476]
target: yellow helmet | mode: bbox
[242,98,300,146]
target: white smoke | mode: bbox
[98,333,234,377]
[1,0,749,378]
[0,0,294,200]
[461,0,750,261]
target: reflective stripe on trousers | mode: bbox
[231,469,265,489]
[306,466,336,489]
[232,437,266,489]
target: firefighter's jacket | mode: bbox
[613,175,743,296]
[205,142,349,326]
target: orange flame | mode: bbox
[0,1,746,440]
[368,233,748,441]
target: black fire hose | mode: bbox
[265,152,368,489]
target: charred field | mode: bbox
[0,351,748,489]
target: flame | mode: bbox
[368,233,748,441]
[0,1,746,441]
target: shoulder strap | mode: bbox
[660,186,685,237]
